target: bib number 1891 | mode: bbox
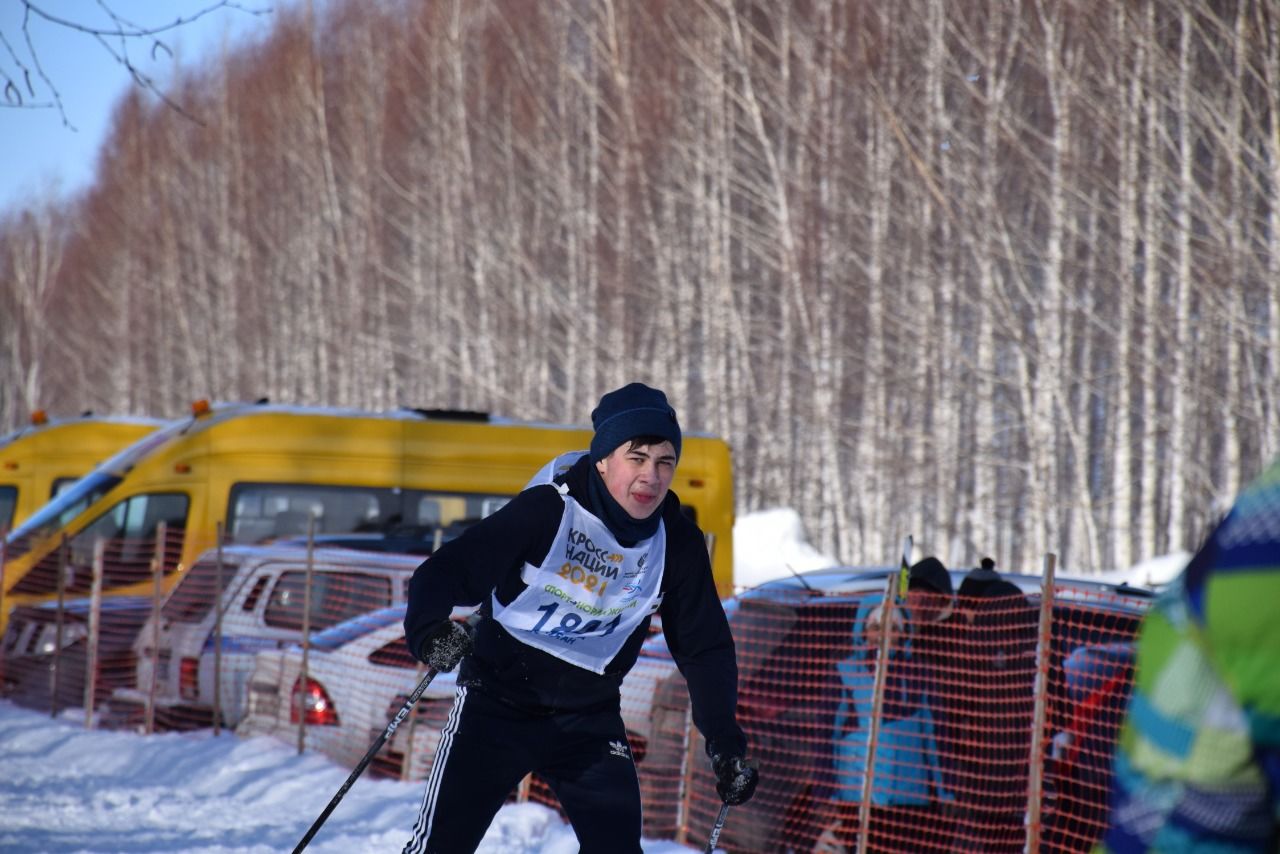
[531,602,621,637]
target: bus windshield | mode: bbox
[3,414,197,550]
[5,469,125,545]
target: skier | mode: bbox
[401,382,758,854]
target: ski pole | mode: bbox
[292,666,440,853]
[703,802,731,853]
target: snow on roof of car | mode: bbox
[303,605,407,652]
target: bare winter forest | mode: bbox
[2,0,1278,575]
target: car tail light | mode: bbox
[179,658,199,700]
[291,676,340,726]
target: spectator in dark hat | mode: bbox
[958,556,1018,599]
[902,556,963,811]
[944,556,1039,852]
[909,556,953,594]
[907,556,955,626]
[863,556,954,649]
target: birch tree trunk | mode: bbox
[1164,7,1194,551]
[1111,2,1142,570]
[1137,0,1164,560]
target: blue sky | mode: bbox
[0,1,277,212]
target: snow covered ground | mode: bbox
[0,701,702,853]
[0,509,1183,852]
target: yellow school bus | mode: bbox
[0,401,735,628]
[0,412,164,532]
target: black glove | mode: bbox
[711,752,759,806]
[415,619,474,672]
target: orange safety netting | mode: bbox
[628,582,1145,854]
[1,536,1149,854]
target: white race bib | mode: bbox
[492,493,664,674]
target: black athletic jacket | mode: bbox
[404,455,747,757]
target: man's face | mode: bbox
[594,440,677,520]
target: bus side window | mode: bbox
[118,493,188,564]
[481,497,509,517]
[67,493,188,588]
[415,498,442,527]
[0,486,15,531]
[70,502,128,566]
[227,483,399,543]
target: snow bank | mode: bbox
[1073,551,1190,589]
[733,507,838,590]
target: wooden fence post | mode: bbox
[297,515,315,755]
[400,662,426,781]
[1025,552,1057,854]
[213,522,225,736]
[855,573,899,854]
[84,539,106,729]
[674,702,697,845]
[51,535,68,717]
[145,522,168,735]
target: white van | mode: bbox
[105,544,425,730]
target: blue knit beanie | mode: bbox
[589,383,682,463]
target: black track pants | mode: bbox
[402,686,644,854]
